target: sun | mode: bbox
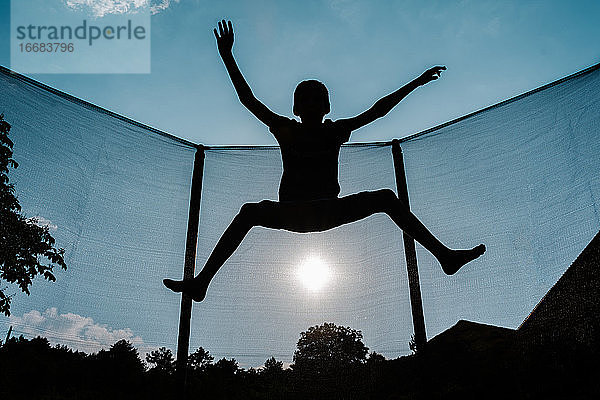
[297,256,332,291]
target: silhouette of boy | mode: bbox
[164,20,485,301]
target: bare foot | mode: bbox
[163,276,209,302]
[441,244,486,275]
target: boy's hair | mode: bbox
[293,80,330,116]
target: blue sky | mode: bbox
[1,0,599,145]
[1,0,600,368]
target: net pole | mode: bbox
[176,146,205,398]
[391,139,427,352]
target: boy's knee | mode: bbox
[238,202,258,225]
[373,189,398,212]
[375,189,397,202]
[239,202,254,215]
[238,201,271,225]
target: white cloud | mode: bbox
[8,308,154,356]
[64,0,148,17]
[27,216,58,231]
[63,0,179,17]
[149,0,180,15]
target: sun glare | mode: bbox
[297,256,332,291]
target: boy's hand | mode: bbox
[214,19,234,56]
[417,66,446,86]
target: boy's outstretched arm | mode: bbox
[214,20,282,127]
[338,66,446,132]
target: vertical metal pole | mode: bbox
[176,146,205,398]
[391,139,427,352]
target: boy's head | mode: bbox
[293,80,330,121]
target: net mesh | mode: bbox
[1,64,599,367]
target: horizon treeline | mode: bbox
[0,322,388,399]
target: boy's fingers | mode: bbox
[213,28,219,39]
[219,21,224,36]
[228,20,233,34]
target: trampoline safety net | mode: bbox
[0,63,599,368]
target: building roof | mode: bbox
[518,230,600,346]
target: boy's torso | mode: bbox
[270,118,350,201]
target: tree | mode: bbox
[366,351,386,365]
[145,346,175,374]
[261,356,284,376]
[0,114,66,316]
[187,346,213,372]
[94,339,145,375]
[210,357,239,376]
[292,322,369,375]
[108,339,144,368]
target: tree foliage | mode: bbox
[212,357,240,375]
[2,320,598,399]
[96,339,145,374]
[187,346,214,372]
[292,322,369,374]
[262,356,284,375]
[0,114,66,316]
[146,346,175,374]
[367,351,386,365]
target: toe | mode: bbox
[163,278,182,292]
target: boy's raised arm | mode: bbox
[214,20,283,128]
[338,66,446,132]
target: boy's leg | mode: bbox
[164,190,485,300]
[334,189,451,257]
[302,190,485,274]
[163,199,329,301]
[164,200,277,301]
